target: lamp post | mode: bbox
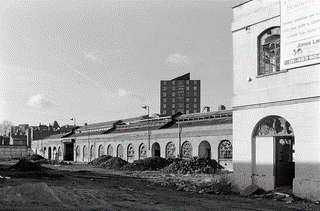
[70,118,76,162]
[178,120,182,158]
[142,106,150,150]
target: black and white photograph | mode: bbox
[0,0,319,210]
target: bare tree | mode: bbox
[0,120,13,136]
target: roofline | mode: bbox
[232,0,253,9]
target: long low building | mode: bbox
[31,110,233,171]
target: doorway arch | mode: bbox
[181,141,192,159]
[253,115,295,189]
[53,147,57,160]
[198,141,211,158]
[75,145,81,162]
[127,144,134,162]
[48,147,52,160]
[139,143,147,159]
[166,142,175,158]
[90,145,94,161]
[151,142,160,157]
[117,144,123,158]
[83,145,87,162]
[98,145,104,157]
[107,144,113,156]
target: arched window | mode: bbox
[166,142,175,158]
[181,141,192,159]
[57,147,61,159]
[219,140,232,160]
[127,144,134,159]
[107,145,113,156]
[90,145,94,160]
[139,143,147,159]
[258,27,280,76]
[83,145,87,161]
[98,145,104,157]
[117,144,123,158]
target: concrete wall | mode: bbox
[0,146,28,159]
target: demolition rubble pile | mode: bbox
[161,157,222,174]
[122,157,172,171]
[8,158,43,171]
[100,157,128,170]
[88,155,112,166]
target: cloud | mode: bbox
[81,50,103,64]
[165,53,192,65]
[28,95,54,110]
[118,89,128,97]
[0,98,6,122]
[118,89,146,101]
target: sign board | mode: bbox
[280,0,320,70]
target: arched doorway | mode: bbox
[83,145,87,162]
[218,140,232,170]
[181,141,192,159]
[53,147,57,160]
[75,145,81,162]
[90,145,94,161]
[57,147,61,160]
[127,144,134,162]
[198,141,211,158]
[139,143,147,159]
[166,142,175,158]
[117,144,123,158]
[253,115,295,189]
[43,147,46,158]
[151,142,160,157]
[98,145,104,157]
[107,145,113,156]
[48,147,52,160]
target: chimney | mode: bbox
[218,105,226,111]
[202,106,210,113]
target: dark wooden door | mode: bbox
[64,143,74,161]
[275,136,294,187]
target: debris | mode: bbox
[282,196,294,203]
[122,157,171,171]
[240,184,264,197]
[100,157,128,170]
[88,155,112,166]
[161,157,223,174]
[8,158,43,171]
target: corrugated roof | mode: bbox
[45,132,72,140]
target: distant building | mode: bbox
[160,73,200,115]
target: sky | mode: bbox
[0,0,242,127]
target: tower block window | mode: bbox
[258,27,280,76]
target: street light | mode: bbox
[142,106,150,150]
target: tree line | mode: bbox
[0,120,13,136]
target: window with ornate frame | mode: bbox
[219,140,232,160]
[127,144,134,158]
[258,27,281,76]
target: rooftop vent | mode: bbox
[202,106,210,113]
[218,105,226,111]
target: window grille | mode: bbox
[219,140,232,160]
[258,27,281,76]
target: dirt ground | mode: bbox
[0,160,318,211]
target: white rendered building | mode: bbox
[232,0,320,200]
